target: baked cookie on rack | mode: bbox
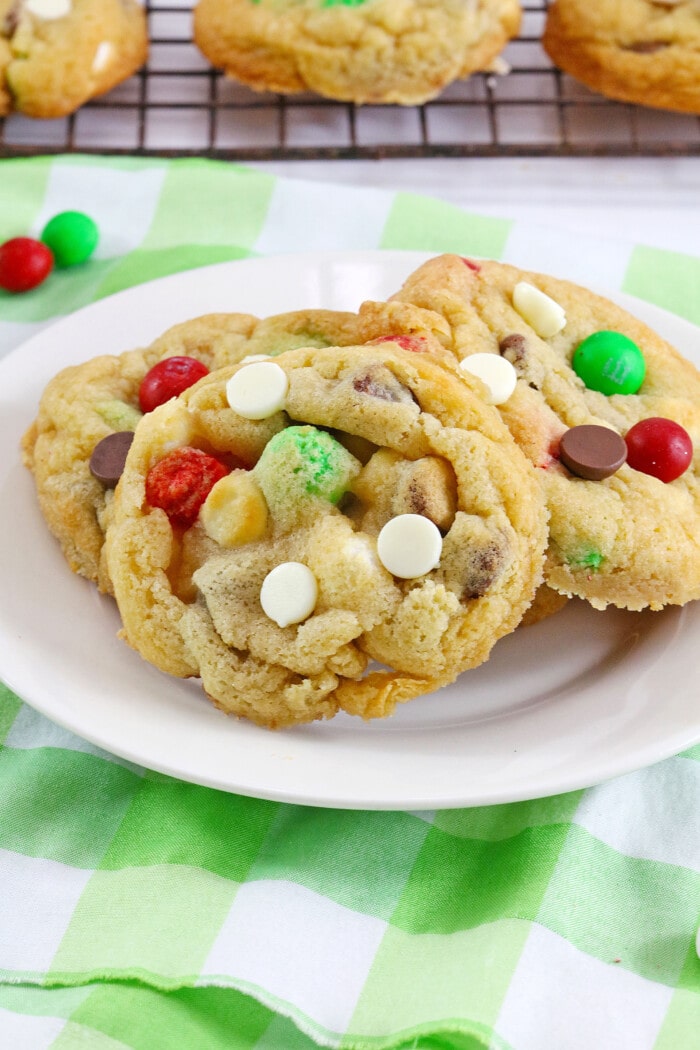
[106,343,548,728]
[0,0,148,119]
[193,0,521,105]
[22,307,367,592]
[386,253,700,610]
[543,0,700,114]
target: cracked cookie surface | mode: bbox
[22,308,367,592]
[106,343,547,728]
[388,253,700,610]
[194,0,521,104]
[543,0,700,113]
[1,0,147,118]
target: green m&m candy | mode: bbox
[40,211,99,268]
[572,330,646,396]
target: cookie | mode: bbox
[193,0,521,105]
[386,253,700,611]
[22,307,366,593]
[106,342,548,728]
[0,0,147,119]
[543,0,700,114]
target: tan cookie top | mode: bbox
[22,308,367,592]
[1,0,147,118]
[386,253,700,610]
[193,0,521,105]
[106,342,548,729]
[543,0,700,113]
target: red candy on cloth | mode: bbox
[139,356,210,413]
[0,237,53,293]
[625,417,693,482]
[145,447,229,527]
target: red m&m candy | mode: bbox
[0,237,53,293]
[624,417,693,482]
[139,356,210,413]
[145,447,229,527]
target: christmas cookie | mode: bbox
[387,253,700,610]
[193,0,521,105]
[0,0,147,119]
[106,343,548,728]
[543,0,700,114]
[22,307,366,592]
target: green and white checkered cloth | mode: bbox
[0,156,698,1050]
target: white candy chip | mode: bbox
[25,0,71,18]
[260,562,318,628]
[92,41,116,74]
[226,361,288,420]
[459,352,517,405]
[376,514,443,580]
[512,281,566,339]
[239,354,272,364]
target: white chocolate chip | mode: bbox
[459,352,517,405]
[260,562,318,628]
[92,41,115,74]
[376,514,443,579]
[512,282,566,339]
[25,0,71,19]
[226,361,288,420]
[239,354,272,364]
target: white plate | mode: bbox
[1,250,699,810]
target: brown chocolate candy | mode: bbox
[559,425,627,481]
[89,431,135,488]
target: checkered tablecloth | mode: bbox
[0,155,698,1050]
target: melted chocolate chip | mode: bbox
[3,2,20,36]
[624,41,669,53]
[462,542,507,599]
[352,367,416,405]
[499,333,527,365]
[559,425,627,481]
[89,431,134,488]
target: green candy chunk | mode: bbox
[41,211,99,268]
[94,400,143,431]
[568,548,604,570]
[254,425,361,530]
[572,331,645,396]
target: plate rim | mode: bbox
[2,249,699,810]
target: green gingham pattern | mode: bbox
[0,156,698,1049]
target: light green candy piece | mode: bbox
[567,547,604,570]
[267,332,332,356]
[94,400,143,431]
[254,425,360,530]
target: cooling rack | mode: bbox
[2,0,700,160]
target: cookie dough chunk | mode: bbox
[106,344,548,728]
[0,0,148,118]
[543,0,700,114]
[389,253,700,610]
[22,308,366,592]
[193,0,521,105]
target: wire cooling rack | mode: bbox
[2,0,700,159]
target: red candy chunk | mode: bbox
[0,237,53,293]
[145,447,228,527]
[370,334,429,353]
[624,417,693,483]
[460,257,481,272]
[139,356,209,413]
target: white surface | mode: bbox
[1,250,699,810]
